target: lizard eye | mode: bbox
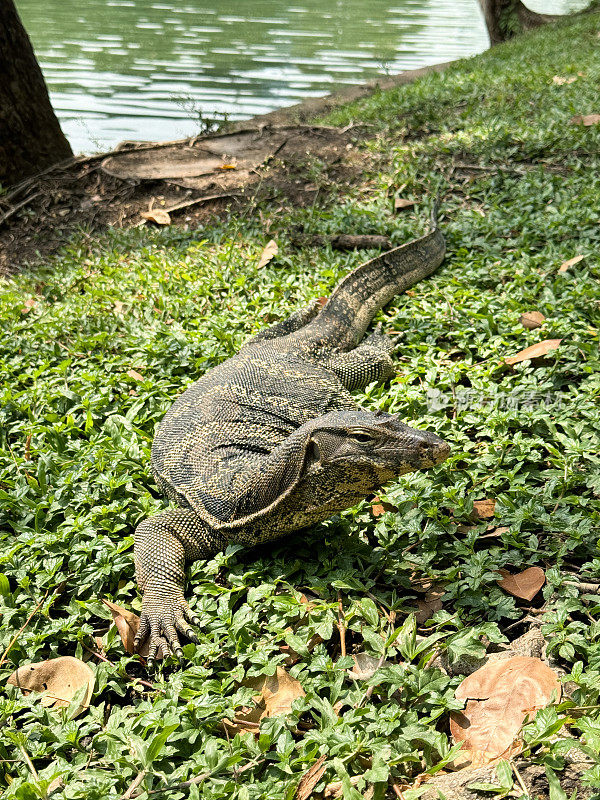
[350,432,374,444]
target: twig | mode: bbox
[120,770,147,800]
[81,643,162,692]
[423,647,442,670]
[0,589,50,668]
[161,192,240,214]
[511,761,529,797]
[18,742,39,781]
[337,591,347,658]
[290,233,392,251]
[503,614,541,632]
[145,770,212,797]
[392,785,406,799]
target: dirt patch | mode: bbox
[0,59,459,274]
[0,124,364,274]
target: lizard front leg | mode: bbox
[133,508,223,663]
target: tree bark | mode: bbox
[477,0,560,45]
[0,0,73,186]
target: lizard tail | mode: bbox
[301,201,445,351]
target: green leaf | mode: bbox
[359,597,380,628]
[0,573,10,596]
[144,724,180,767]
[546,766,569,800]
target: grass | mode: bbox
[1,11,600,799]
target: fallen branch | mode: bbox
[120,770,147,800]
[0,191,43,227]
[291,233,392,250]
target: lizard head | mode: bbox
[305,409,449,488]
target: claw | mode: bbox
[134,613,150,652]
[186,629,200,644]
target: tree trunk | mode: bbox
[0,0,73,186]
[477,0,560,45]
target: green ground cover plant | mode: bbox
[1,12,600,799]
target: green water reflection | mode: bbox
[15,0,572,152]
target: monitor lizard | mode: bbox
[133,205,450,663]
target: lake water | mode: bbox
[17,0,578,154]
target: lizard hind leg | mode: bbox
[321,341,395,391]
[363,322,395,354]
[244,298,322,347]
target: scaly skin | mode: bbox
[133,208,449,663]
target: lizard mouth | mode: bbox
[376,431,450,472]
[419,437,451,467]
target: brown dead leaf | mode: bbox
[20,297,37,314]
[47,776,64,794]
[450,656,560,764]
[222,715,261,735]
[7,656,94,718]
[409,573,437,594]
[559,254,585,272]
[471,499,496,520]
[570,113,600,126]
[497,566,546,601]
[479,525,510,540]
[348,652,386,681]
[257,239,279,269]
[394,197,415,212]
[102,599,140,654]
[224,667,305,734]
[370,496,397,517]
[553,75,577,85]
[102,599,163,660]
[519,311,545,329]
[504,339,561,365]
[324,775,362,798]
[416,588,444,624]
[296,755,327,800]
[250,667,306,715]
[317,296,328,308]
[126,369,144,382]
[141,209,171,225]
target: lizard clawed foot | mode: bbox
[134,589,200,667]
[364,323,395,353]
